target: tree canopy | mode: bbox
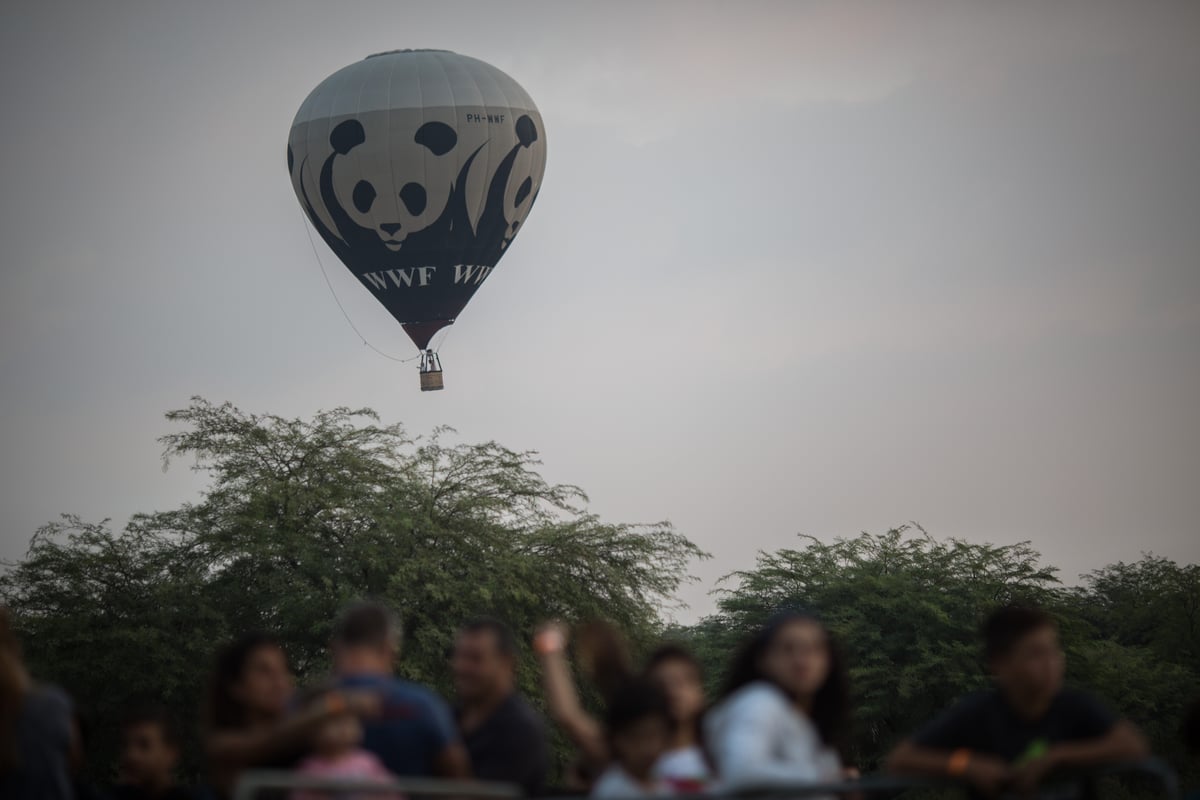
[1,397,705,780]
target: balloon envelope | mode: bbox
[287,50,547,349]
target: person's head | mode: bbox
[983,605,1064,703]
[721,611,850,751]
[644,644,706,731]
[452,617,517,706]
[119,706,181,790]
[331,602,402,676]
[575,620,634,702]
[302,689,366,759]
[606,679,672,782]
[206,632,294,731]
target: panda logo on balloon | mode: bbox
[290,113,541,271]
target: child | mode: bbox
[590,680,673,798]
[292,691,399,800]
[113,706,193,800]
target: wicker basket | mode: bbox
[420,371,444,392]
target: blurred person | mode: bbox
[205,631,379,798]
[113,705,193,800]
[533,621,626,774]
[330,602,469,778]
[590,679,672,798]
[452,618,547,794]
[0,606,75,800]
[704,611,851,792]
[292,688,398,800]
[642,645,711,792]
[887,605,1149,797]
[536,620,713,790]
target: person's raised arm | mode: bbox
[533,622,607,766]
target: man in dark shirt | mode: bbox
[331,602,470,779]
[888,605,1148,796]
[452,618,548,795]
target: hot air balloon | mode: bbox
[287,50,547,391]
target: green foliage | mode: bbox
[1,398,705,783]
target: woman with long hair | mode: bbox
[534,621,712,791]
[0,607,74,800]
[204,632,378,798]
[705,611,852,791]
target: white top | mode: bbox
[704,681,842,792]
[652,745,712,789]
[590,765,671,798]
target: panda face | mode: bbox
[329,116,459,251]
[498,115,543,249]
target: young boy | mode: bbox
[887,605,1148,796]
[590,679,673,798]
[113,706,193,800]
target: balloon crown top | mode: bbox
[366,49,455,59]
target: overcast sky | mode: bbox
[1,0,1197,622]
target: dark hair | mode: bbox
[122,704,181,748]
[460,617,517,658]
[332,602,401,650]
[576,620,634,702]
[983,605,1057,661]
[1182,698,1200,755]
[644,643,703,679]
[605,677,671,741]
[719,611,851,753]
[205,631,284,731]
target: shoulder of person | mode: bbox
[506,693,547,728]
[1055,686,1109,709]
[391,679,453,715]
[30,682,73,712]
[945,688,1002,716]
[726,680,792,713]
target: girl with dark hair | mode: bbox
[643,646,711,791]
[204,632,379,799]
[534,622,713,791]
[704,612,852,792]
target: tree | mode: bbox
[1,397,706,782]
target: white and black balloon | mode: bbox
[287,50,547,350]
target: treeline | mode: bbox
[1,399,1195,786]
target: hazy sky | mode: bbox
[2,1,1197,622]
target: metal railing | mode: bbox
[233,771,522,800]
[233,759,1182,800]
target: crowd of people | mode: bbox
[2,600,1197,800]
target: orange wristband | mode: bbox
[947,748,972,777]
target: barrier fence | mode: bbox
[233,759,1182,800]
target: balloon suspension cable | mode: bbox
[299,212,418,364]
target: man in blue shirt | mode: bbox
[332,602,470,778]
